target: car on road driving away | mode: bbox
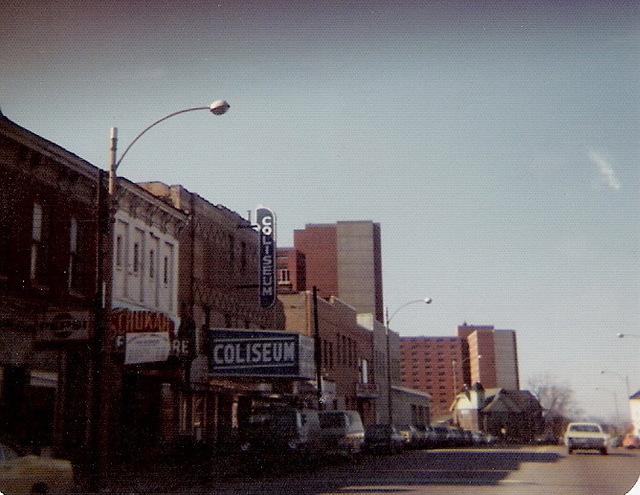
[0,440,75,494]
[564,422,610,455]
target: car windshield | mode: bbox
[0,443,19,462]
[319,413,346,428]
[248,410,298,431]
[366,425,391,433]
[569,424,601,432]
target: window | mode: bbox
[149,249,155,279]
[132,242,140,273]
[228,234,235,265]
[328,342,334,369]
[30,203,45,282]
[115,235,123,268]
[240,241,247,271]
[278,268,290,283]
[163,242,174,285]
[68,216,81,291]
[0,186,9,279]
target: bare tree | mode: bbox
[527,373,582,427]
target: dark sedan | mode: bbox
[364,424,405,454]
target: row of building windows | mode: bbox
[29,203,83,293]
[115,233,172,285]
[320,333,359,370]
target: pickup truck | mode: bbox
[564,422,610,455]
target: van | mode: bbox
[318,410,365,457]
[240,406,322,457]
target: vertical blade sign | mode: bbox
[257,206,276,308]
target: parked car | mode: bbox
[610,435,624,448]
[395,424,420,448]
[0,440,75,495]
[239,406,323,459]
[364,424,405,454]
[446,427,465,447]
[471,431,487,446]
[622,433,640,449]
[416,425,432,449]
[534,432,559,445]
[431,426,453,448]
[564,422,610,455]
[318,410,365,458]
[460,429,474,447]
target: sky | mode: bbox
[1,0,638,421]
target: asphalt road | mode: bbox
[188,445,640,495]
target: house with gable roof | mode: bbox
[451,383,543,442]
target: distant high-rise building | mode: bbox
[400,324,520,420]
[400,336,467,420]
[458,323,520,390]
[284,221,384,322]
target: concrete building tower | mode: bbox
[292,221,384,323]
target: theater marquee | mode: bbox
[207,329,315,379]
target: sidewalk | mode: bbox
[76,454,243,494]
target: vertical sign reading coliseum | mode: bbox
[256,206,276,308]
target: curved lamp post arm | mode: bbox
[386,298,432,328]
[115,106,207,172]
[108,100,229,194]
[384,296,432,426]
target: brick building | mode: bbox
[289,221,384,323]
[457,323,520,390]
[401,324,520,422]
[279,292,376,423]
[139,183,286,450]
[0,114,102,463]
[400,337,467,420]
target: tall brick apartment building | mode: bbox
[400,337,467,420]
[400,324,520,421]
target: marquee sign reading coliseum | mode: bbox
[207,329,315,379]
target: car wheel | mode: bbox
[31,482,48,494]
[600,448,608,455]
[567,448,573,454]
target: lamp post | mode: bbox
[384,297,432,425]
[91,100,229,490]
[595,387,621,428]
[617,333,640,339]
[600,370,630,399]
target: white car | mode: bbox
[0,441,75,494]
[564,422,610,455]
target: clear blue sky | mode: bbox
[2,0,638,421]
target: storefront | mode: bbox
[109,309,187,459]
[0,307,93,462]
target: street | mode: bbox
[163,446,640,495]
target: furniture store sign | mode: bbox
[208,329,315,379]
[111,309,176,365]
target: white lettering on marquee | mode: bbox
[212,340,296,367]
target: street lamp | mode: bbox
[384,297,432,425]
[92,100,229,489]
[617,333,640,339]
[108,101,230,193]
